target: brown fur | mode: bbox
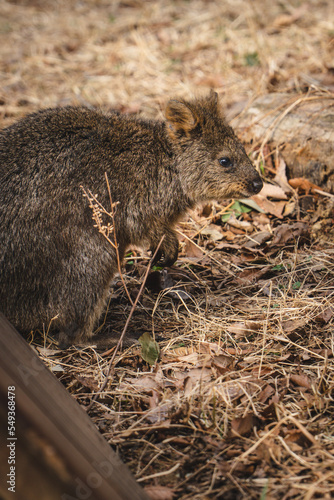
[0,92,262,344]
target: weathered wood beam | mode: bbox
[0,314,149,500]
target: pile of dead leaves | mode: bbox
[36,157,334,500]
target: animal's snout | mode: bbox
[249,175,263,195]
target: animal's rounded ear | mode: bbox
[165,100,198,138]
[209,90,219,108]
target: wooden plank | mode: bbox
[0,314,149,500]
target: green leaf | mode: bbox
[238,199,265,213]
[221,200,255,222]
[272,264,284,271]
[138,332,160,365]
[152,265,163,271]
[260,481,269,500]
[245,51,260,66]
[172,343,185,348]
[221,211,232,222]
[292,281,302,290]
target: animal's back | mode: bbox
[0,107,123,334]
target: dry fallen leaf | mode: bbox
[236,266,271,284]
[258,384,275,404]
[271,222,309,246]
[274,155,292,193]
[200,224,224,241]
[212,354,234,374]
[243,231,272,248]
[175,352,199,364]
[227,215,253,231]
[315,307,334,323]
[122,375,159,392]
[146,401,172,424]
[35,347,62,356]
[282,200,297,217]
[182,238,204,259]
[289,177,323,194]
[272,5,308,28]
[260,182,288,200]
[221,230,241,241]
[166,345,197,357]
[75,375,100,392]
[144,485,175,500]
[231,413,257,436]
[281,318,308,333]
[185,367,212,385]
[227,321,262,337]
[284,429,313,448]
[197,73,225,87]
[290,374,312,389]
[252,194,287,217]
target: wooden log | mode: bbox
[0,314,149,500]
[232,93,334,192]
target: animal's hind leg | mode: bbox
[57,323,80,348]
[57,280,113,348]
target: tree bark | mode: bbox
[232,93,334,192]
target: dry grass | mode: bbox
[2,1,334,499]
[1,0,333,122]
[37,242,334,499]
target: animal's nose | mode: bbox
[251,177,263,194]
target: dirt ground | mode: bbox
[1,1,334,499]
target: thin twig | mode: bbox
[87,235,165,412]
[314,188,334,199]
[81,181,134,306]
[105,172,133,306]
[137,462,181,482]
[258,280,272,378]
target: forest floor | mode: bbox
[1,1,334,499]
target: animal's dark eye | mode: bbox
[219,157,233,168]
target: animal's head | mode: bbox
[165,91,263,202]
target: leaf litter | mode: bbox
[36,164,334,498]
